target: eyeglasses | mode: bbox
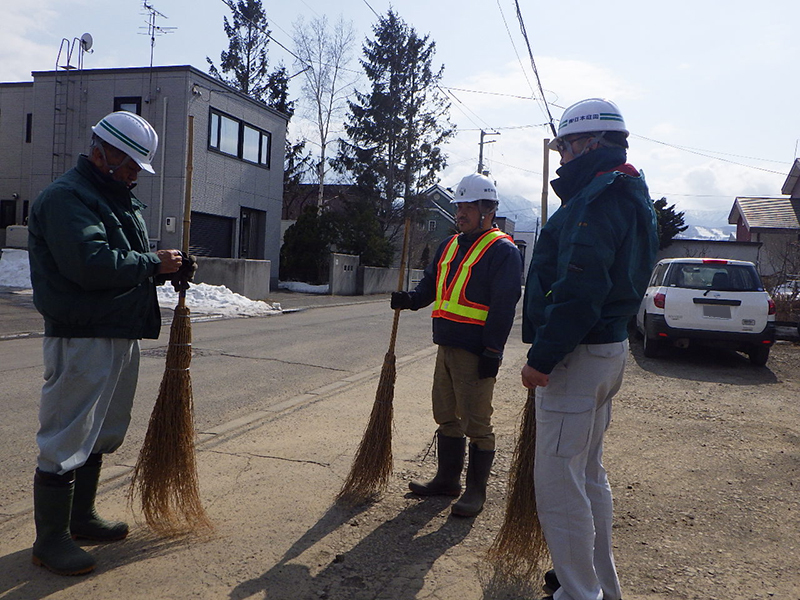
[555,135,592,155]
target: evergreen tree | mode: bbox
[333,10,455,247]
[653,197,689,249]
[207,0,293,114]
[279,206,338,283]
[282,139,314,219]
[334,194,395,267]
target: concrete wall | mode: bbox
[329,253,359,295]
[195,257,271,300]
[4,225,28,248]
[360,266,401,295]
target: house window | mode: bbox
[208,108,272,168]
[428,220,437,232]
[114,96,142,114]
[25,113,32,143]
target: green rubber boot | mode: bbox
[71,454,129,542]
[451,443,495,517]
[32,469,96,576]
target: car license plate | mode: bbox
[703,304,731,319]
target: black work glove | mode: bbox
[478,349,502,379]
[391,291,413,310]
[171,251,198,293]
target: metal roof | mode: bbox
[728,196,800,231]
[782,158,800,197]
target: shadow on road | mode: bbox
[629,334,779,386]
[0,529,189,600]
[230,497,472,600]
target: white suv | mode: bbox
[636,258,776,365]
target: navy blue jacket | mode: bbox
[409,229,522,356]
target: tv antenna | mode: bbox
[140,1,176,68]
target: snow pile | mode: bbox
[0,249,32,288]
[157,282,281,317]
[279,280,330,294]
[1,248,282,317]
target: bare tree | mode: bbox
[293,15,358,207]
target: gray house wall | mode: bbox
[0,82,35,246]
[0,65,287,288]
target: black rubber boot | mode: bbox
[408,433,466,497]
[451,443,494,517]
[71,454,129,542]
[32,469,96,576]
[543,568,560,595]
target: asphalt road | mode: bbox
[0,290,438,514]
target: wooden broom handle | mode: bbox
[387,215,412,353]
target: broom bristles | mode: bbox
[129,303,213,537]
[335,350,395,506]
[486,388,549,580]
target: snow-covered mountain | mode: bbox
[677,210,735,241]
[498,195,736,241]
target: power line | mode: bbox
[361,0,380,18]
[495,0,537,100]
[438,85,494,132]
[512,0,557,137]
[439,85,536,101]
[633,134,790,175]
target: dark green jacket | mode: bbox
[522,146,658,374]
[28,155,163,339]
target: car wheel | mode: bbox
[748,345,770,366]
[642,317,660,358]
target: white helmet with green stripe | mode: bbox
[548,98,628,150]
[91,111,158,173]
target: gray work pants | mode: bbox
[534,341,628,600]
[37,337,140,474]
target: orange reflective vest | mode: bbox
[431,228,512,326]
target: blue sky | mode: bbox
[2,0,798,219]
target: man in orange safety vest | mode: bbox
[391,172,522,517]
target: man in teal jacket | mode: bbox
[27,111,184,576]
[521,99,658,600]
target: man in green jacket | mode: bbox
[27,111,184,575]
[521,99,658,600]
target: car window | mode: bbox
[649,263,667,286]
[666,263,762,291]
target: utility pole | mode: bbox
[478,130,500,174]
[541,138,550,226]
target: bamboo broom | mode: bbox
[129,116,212,536]
[486,387,548,580]
[336,215,412,506]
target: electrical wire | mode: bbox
[495,0,537,101]
[512,0,557,136]
[439,85,536,101]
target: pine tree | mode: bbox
[207,0,293,114]
[653,197,689,249]
[333,10,455,249]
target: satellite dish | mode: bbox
[80,33,93,52]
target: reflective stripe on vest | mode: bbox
[431,228,511,325]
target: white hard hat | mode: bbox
[548,98,628,150]
[91,111,158,173]
[452,173,498,204]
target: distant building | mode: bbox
[728,160,800,278]
[0,64,289,286]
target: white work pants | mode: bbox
[37,337,140,475]
[534,341,627,600]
